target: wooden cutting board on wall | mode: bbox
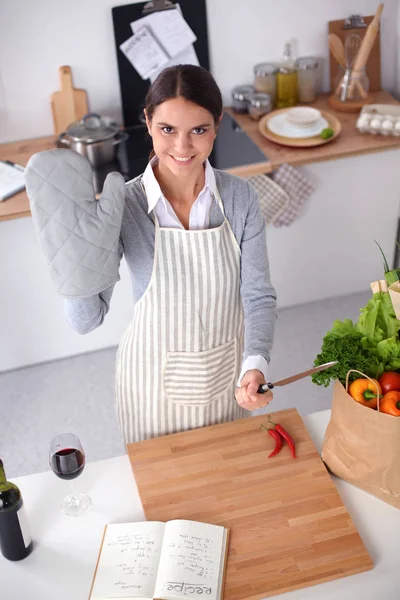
[328,15,381,92]
[127,409,373,600]
[50,65,89,135]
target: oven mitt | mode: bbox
[24,148,125,299]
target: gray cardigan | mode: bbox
[65,168,277,365]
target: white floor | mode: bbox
[1,291,369,478]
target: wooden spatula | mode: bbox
[328,33,346,67]
[50,66,89,135]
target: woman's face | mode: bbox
[145,97,219,176]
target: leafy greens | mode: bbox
[312,293,400,387]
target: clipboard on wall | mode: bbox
[112,0,210,129]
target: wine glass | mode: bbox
[49,433,91,517]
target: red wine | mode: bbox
[50,448,85,480]
[0,459,33,561]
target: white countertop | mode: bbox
[2,410,400,600]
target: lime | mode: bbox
[320,127,334,139]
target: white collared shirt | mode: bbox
[141,157,269,389]
[142,156,218,230]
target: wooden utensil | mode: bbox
[50,66,89,135]
[348,3,384,97]
[127,409,373,600]
[258,109,342,148]
[352,3,384,72]
[328,33,346,67]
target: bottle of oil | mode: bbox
[276,43,298,108]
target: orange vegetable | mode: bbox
[348,377,382,409]
[380,391,400,416]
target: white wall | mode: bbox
[0,0,398,143]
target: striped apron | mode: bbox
[115,190,249,444]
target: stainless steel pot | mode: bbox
[58,113,129,167]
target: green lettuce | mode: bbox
[313,292,400,387]
[356,292,400,342]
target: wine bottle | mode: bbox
[0,459,33,561]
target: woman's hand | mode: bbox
[235,369,273,411]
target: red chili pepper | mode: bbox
[268,416,296,459]
[260,424,283,457]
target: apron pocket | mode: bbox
[163,338,238,406]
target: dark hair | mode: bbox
[145,65,223,125]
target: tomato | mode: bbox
[378,371,400,394]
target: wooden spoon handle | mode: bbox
[328,33,346,68]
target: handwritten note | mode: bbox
[131,4,196,59]
[149,45,200,84]
[120,26,169,80]
[154,520,225,600]
[90,522,165,599]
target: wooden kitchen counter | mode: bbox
[227,90,400,170]
[0,135,56,221]
[1,90,400,222]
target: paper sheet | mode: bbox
[154,520,225,600]
[149,44,200,83]
[131,4,196,59]
[120,26,169,80]
[90,522,165,599]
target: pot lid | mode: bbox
[66,113,120,143]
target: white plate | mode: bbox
[266,114,329,139]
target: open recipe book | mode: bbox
[89,520,230,600]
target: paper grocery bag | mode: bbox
[322,379,400,509]
[389,281,400,320]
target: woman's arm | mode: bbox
[239,182,277,373]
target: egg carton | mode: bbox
[356,103,400,136]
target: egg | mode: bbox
[370,117,382,131]
[370,117,381,129]
[381,119,394,134]
[394,120,400,136]
[356,117,370,132]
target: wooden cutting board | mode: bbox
[50,65,89,135]
[127,409,373,600]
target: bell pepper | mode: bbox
[380,391,400,416]
[348,377,382,409]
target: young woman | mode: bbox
[65,65,277,444]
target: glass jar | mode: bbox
[253,63,277,105]
[231,85,254,114]
[333,66,370,103]
[248,92,272,120]
[276,67,298,108]
[295,56,319,103]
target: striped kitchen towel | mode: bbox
[270,163,315,227]
[247,173,291,225]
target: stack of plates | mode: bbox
[258,106,341,147]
